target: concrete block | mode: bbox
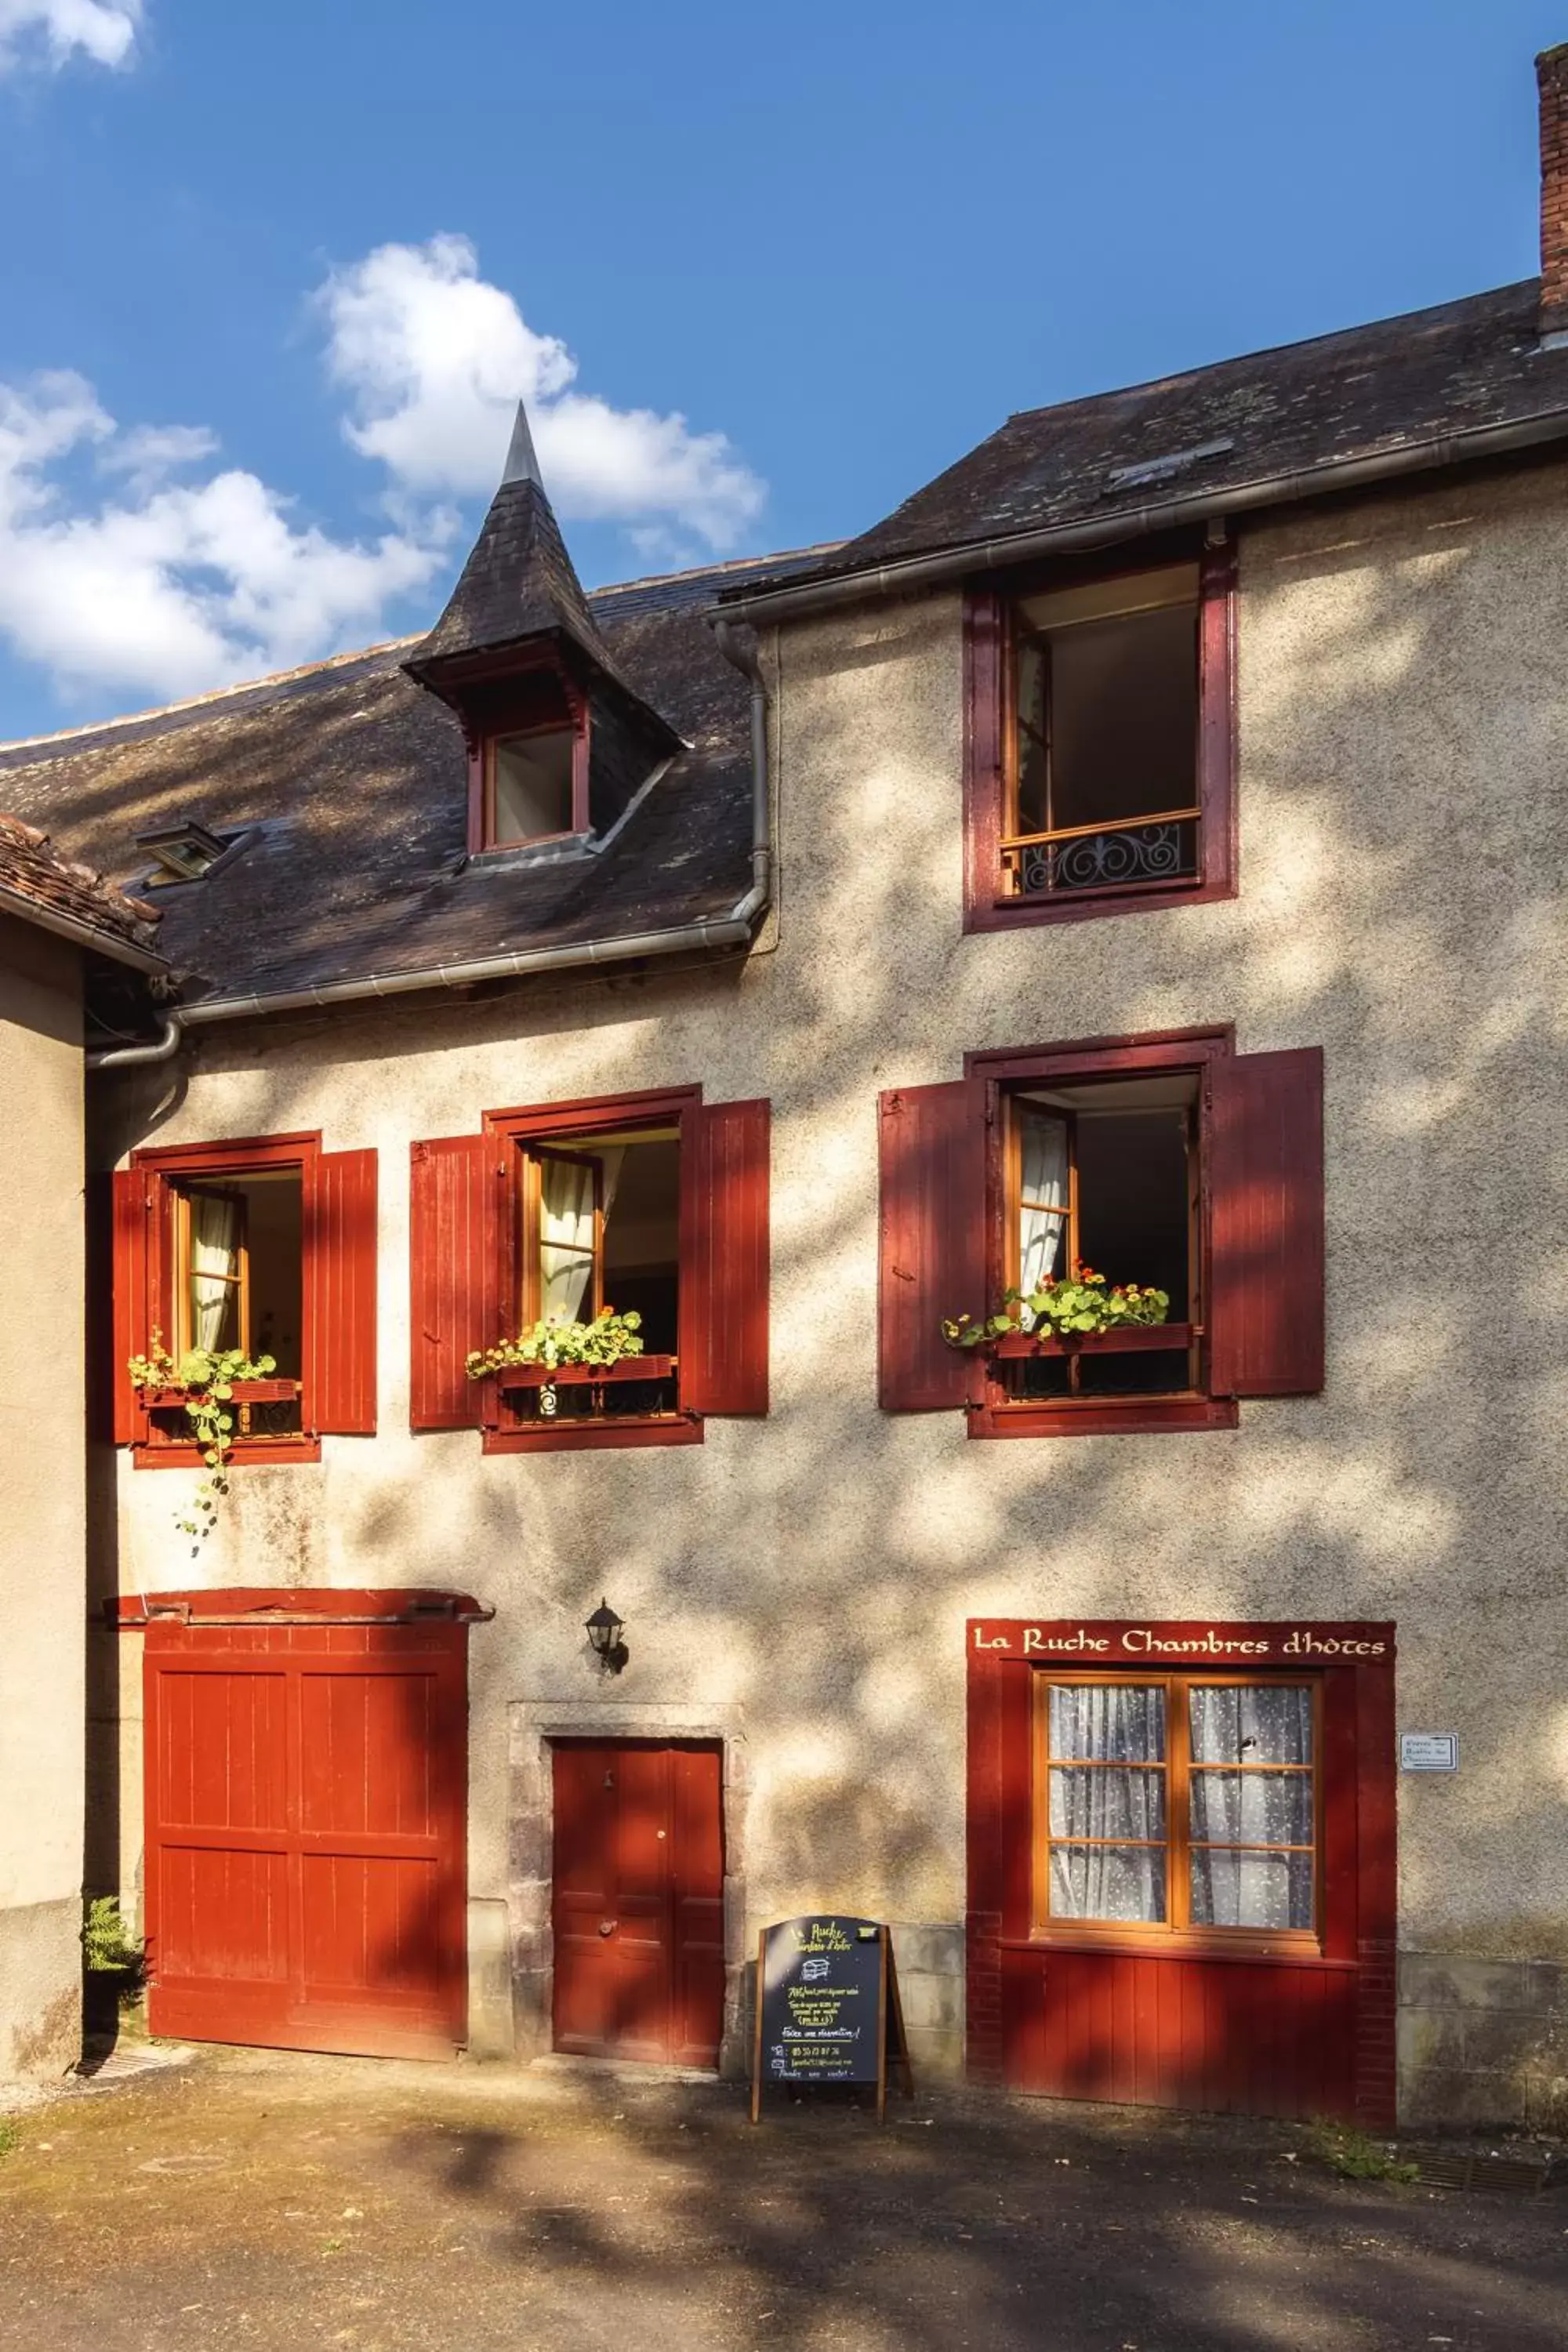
[1399,2067,1527,2130]
[887,1922,964,1978]
[0,1896,81,2083]
[466,1899,515,2060]
[896,1969,964,2035]
[1398,1954,1535,2015]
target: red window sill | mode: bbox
[989,1324,1195,1359]
[1001,1932,1344,1969]
[481,1414,702,1455]
[967,872,1236,933]
[132,1437,322,1469]
[492,1356,677,1392]
[968,1395,1237,1439]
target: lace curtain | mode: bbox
[1189,1685,1315,1930]
[1047,1682,1167,1923]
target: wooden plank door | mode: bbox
[143,1613,468,2059]
[551,1741,724,2067]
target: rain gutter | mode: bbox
[711,403,1568,626]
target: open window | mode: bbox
[1002,1071,1200,1406]
[409,1087,769,1452]
[877,1031,1323,1436]
[963,544,1236,930]
[488,724,582,848]
[172,1171,305,1439]
[461,666,590,854]
[110,1133,377,1462]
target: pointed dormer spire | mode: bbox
[501,398,543,489]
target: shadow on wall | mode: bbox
[82,483,1568,2080]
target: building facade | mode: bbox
[6,39,1568,2129]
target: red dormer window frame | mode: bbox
[456,647,592,855]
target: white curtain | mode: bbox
[188,1190,241,1352]
[1188,1686,1314,1930]
[1018,1109,1069,1313]
[539,1149,625,1323]
[1047,1682,1167,1925]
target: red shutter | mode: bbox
[409,1134,506,1431]
[878,1079,989,1410]
[680,1098,770,1417]
[1208,1047,1324,1398]
[111,1164,157,1445]
[304,1148,378,1436]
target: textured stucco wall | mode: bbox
[0,915,85,2081]
[99,458,1568,2107]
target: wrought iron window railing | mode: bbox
[1001,805,1200,898]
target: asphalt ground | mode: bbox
[2,2045,1566,2350]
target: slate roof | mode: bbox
[0,549,829,1012]
[408,474,621,681]
[724,281,1568,600]
[0,813,164,967]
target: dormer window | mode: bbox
[487,722,584,849]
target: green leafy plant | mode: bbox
[0,2121,20,2159]
[82,1896,144,1980]
[942,1266,1170,1350]
[1301,2119,1418,2183]
[128,1332,278,1537]
[466,1308,644,1417]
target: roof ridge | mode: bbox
[591,541,848,597]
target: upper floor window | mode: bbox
[877,1029,1323,1438]
[110,1133,378,1462]
[488,724,583,848]
[963,543,1236,930]
[409,1085,768,1454]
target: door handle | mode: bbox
[598,1920,617,1936]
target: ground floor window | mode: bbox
[1040,1673,1317,1943]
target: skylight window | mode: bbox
[1103,437,1235,494]
[135,818,234,884]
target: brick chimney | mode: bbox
[1540,44,1568,344]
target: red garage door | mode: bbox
[136,1590,481,2059]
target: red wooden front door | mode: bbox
[142,1603,469,2059]
[551,1741,724,2067]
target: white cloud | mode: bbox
[0,234,765,708]
[321,234,765,550]
[0,372,448,703]
[0,0,141,72]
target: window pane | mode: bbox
[1049,1767,1166,1842]
[1049,1682,1166,1762]
[1190,1769,1313,1850]
[187,1189,242,1353]
[1190,1847,1313,1931]
[1046,603,1197,831]
[1016,637,1048,835]
[1189,1685,1312,1766]
[1051,1843,1166,1924]
[492,730,575,844]
[1018,1107,1068,1299]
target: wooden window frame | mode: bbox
[479,1086,702,1455]
[967,1027,1237,1438]
[468,685,590,856]
[1033,1669,1324,1959]
[129,1131,321,1468]
[962,538,1237,932]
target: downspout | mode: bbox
[85,1011,184,1072]
[711,615,771,924]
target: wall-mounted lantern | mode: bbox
[585,1597,627,1675]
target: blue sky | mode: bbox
[0,0,1561,737]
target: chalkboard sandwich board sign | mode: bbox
[750,1916,914,2124]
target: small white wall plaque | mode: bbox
[1400,1732,1459,1772]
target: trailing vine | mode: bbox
[128,1333,278,1538]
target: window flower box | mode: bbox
[143,1378,300,1411]
[492,1356,677,1394]
[990,1325,1196,1359]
